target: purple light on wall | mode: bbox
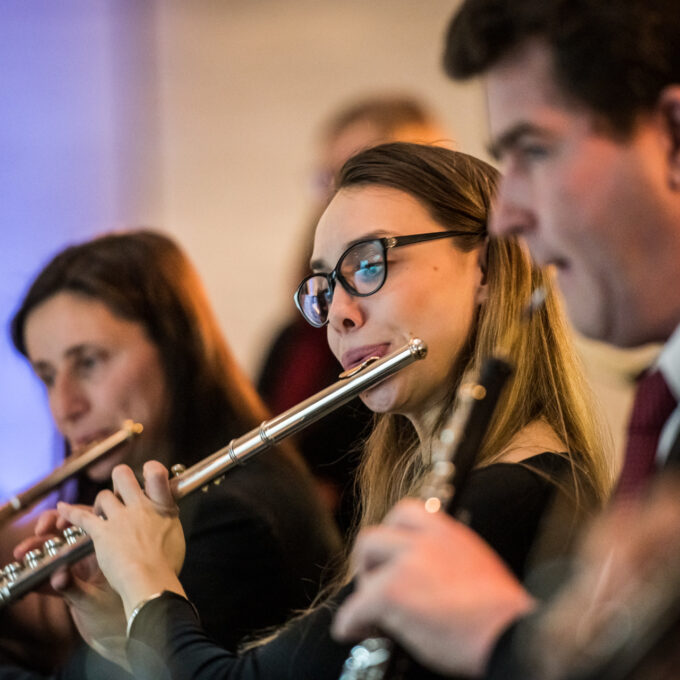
[0,2,145,500]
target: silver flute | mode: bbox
[0,338,427,608]
[0,421,144,528]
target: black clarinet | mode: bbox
[339,354,514,680]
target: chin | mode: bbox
[84,449,128,483]
[359,380,402,414]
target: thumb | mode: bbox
[142,461,178,516]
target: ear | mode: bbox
[474,238,489,305]
[659,86,680,190]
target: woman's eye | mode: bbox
[75,352,103,375]
[355,260,384,284]
[37,372,55,389]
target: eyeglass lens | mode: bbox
[298,277,332,327]
[340,240,385,294]
[297,240,387,326]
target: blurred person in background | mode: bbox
[1,229,340,679]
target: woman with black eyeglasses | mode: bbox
[40,143,611,680]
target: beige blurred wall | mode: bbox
[1,0,653,489]
[140,0,487,375]
[132,0,655,473]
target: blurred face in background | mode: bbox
[24,291,169,481]
[314,119,450,204]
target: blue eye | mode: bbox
[354,259,384,290]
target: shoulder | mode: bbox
[460,453,568,579]
[465,452,566,504]
[494,420,567,464]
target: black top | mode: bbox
[0,445,342,680]
[124,452,575,680]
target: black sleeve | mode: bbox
[127,455,567,680]
[484,619,533,680]
[128,589,353,680]
[0,644,131,680]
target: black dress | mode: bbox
[124,452,577,680]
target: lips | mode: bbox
[341,343,391,371]
[72,429,117,453]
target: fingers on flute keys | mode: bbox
[142,460,178,516]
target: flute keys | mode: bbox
[170,464,186,477]
[3,562,23,582]
[43,536,65,556]
[63,526,86,544]
[24,549,44,570]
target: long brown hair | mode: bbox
[11,229,285,469]
[334,143,611,530]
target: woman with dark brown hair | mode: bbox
[41,144,610,679]
[4,229,340,677]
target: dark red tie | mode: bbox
[616,370,677,499]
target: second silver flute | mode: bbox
[0,338,427,608]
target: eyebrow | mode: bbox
[487,122,549,161]
[30,343,96,372]
[309,229,390,272]
[31,359,53,375]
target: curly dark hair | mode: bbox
[444,0,678,136]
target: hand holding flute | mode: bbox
[12,461,185,669]
[57,462,186,622]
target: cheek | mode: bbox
[326,327,342,362]
[109,357,167,425]
[411,267,479,343]
[135,365,168,424]
[539,145,624,245]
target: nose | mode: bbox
[50,372,89,429]
[489,177,537,239]
[327,283,365,333]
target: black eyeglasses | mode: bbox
[294,230,469,327]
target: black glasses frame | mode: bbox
[294,229,470,327]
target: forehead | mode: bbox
[312,185,436,260]
[24,292,145,359]
[485,40,576,147]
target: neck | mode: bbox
[407,408,442,464]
